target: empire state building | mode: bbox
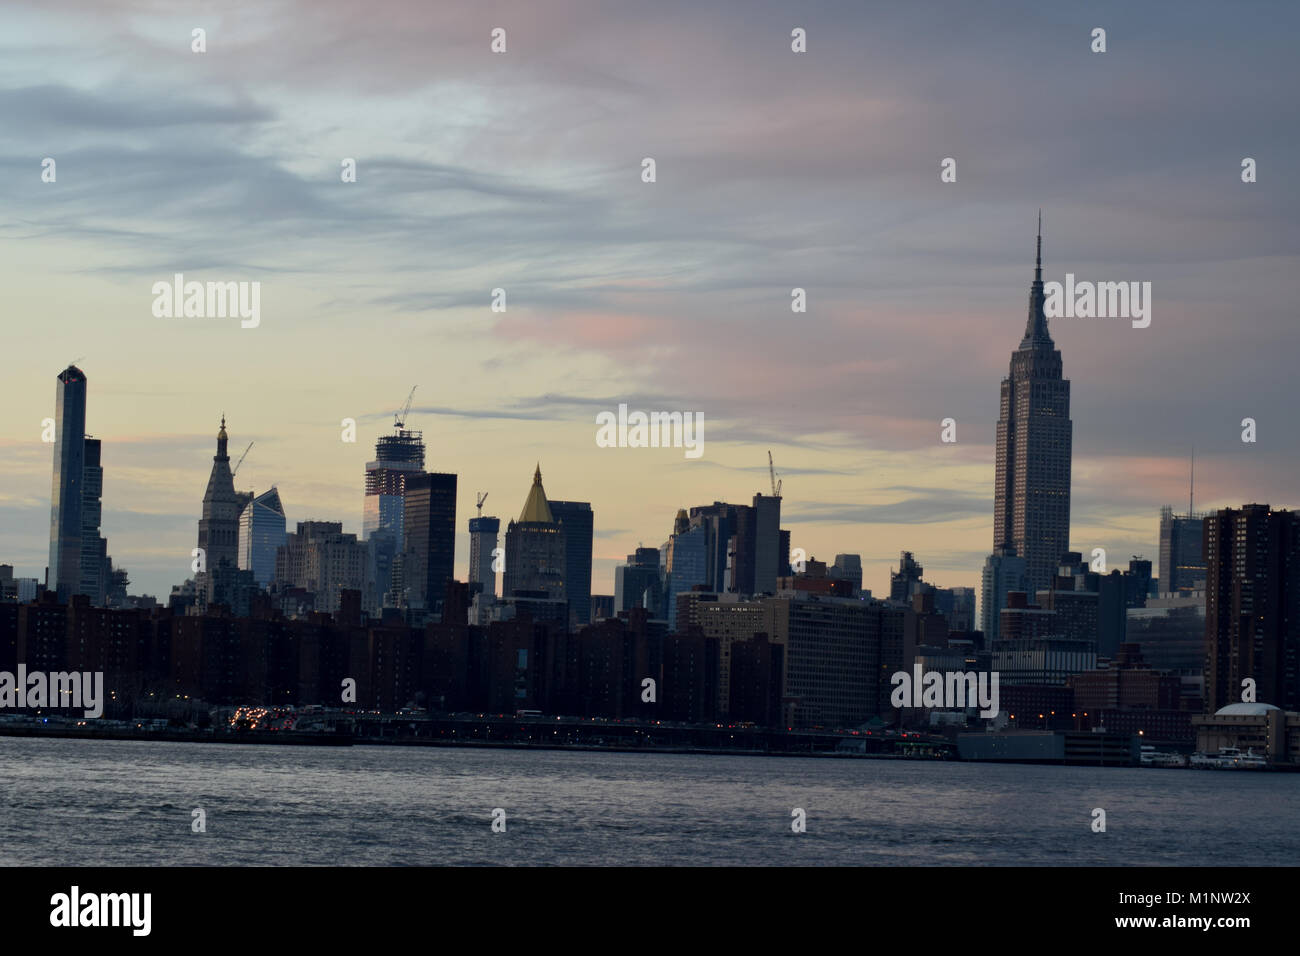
[993,216,1072,598]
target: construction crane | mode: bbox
[476,492,489,517]
[394,385,418,430]
[232,441,254,477]
[768,450,782,497]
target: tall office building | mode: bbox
[1125,556,1153,608]
[615,547,664,616]
[688,502,741,592]
[890,551,925,602]
[238,487,287,587]
[980,546,1028,642]
[1159,505,1206,594]
[48,366,88,601]
[993,217,1073,597]
[468,514,500,598]
[934,586,976,633]
[274,520,373,616]
[503,465,566,607]
[79,437,109,605]
[468,512,500,625]
[1204,504,1300,713]
[686,499,780,595]
[831,554,864,596]
[550,499,594,628]
[363,427,425,550]
[402,472,457,612]
[363,424,425,610]
[196,417,253,608]
[749,493,781,595]
[664,509,709,629]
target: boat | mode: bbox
[1189,746,1268,770]
[1140,745,1187,768]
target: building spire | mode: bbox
[1035,208,1042,281]
[520,463,553,523]
[1020,211,1053,348]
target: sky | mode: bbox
[1,0,1297,606]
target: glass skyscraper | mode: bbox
[239,486,287,587]
[48,365,88,601]
[549,499,593,628]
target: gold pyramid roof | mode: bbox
[519,463,554,524]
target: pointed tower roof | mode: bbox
[519,463,555,524]
[1020,210,1054,348]
[253,486,285,517]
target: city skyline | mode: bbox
[3,0,1297,603]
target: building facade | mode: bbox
[503,466,566,606]
[1159,505,1206,594]
[1204,504,1300,713]
[980,546,1027,642]
[402,472,458,613]
[238,487,287,587]
[48,365,88,602]
[549,499,593,628]
[196,417,252,608]
[993,220,1072,598]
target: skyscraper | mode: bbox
[980,545,1027,642]
[890,551,925,602]
[503,465,566,606]
[830,554,864,597]
[363,427,425,550]
[1159,505,1206,594]
[196,417,253,608]
[993,217,1073,597]
[750,493,781,595]
[48,366,87,601]
[468,511,500,625]
[363,423,426,611]
[1204,504,1300,713]
[273,520,373,617]
[468,515,500,597]
[664,509,709,629]
[79,437,108,605]
[238,487,287,587]
[550,499,594,628]
[615,547,664,615]
[402,472,457,612]
[689,502,741,593]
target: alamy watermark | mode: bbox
[0,666,104,718]
[595,403,704,459]
[50,886,150,936]
[152,273,260,328]
[890,664,999,718]
[1044,274,1150,328]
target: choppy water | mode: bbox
[1,737,1294,866]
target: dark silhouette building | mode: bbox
[196,417,252,609]
[1204,504,1300,712]
[1159,505,1206,594]
[47,365,98,602]
[549,499,593,630]
[993,217,1073,598]
[402,472,458,614]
